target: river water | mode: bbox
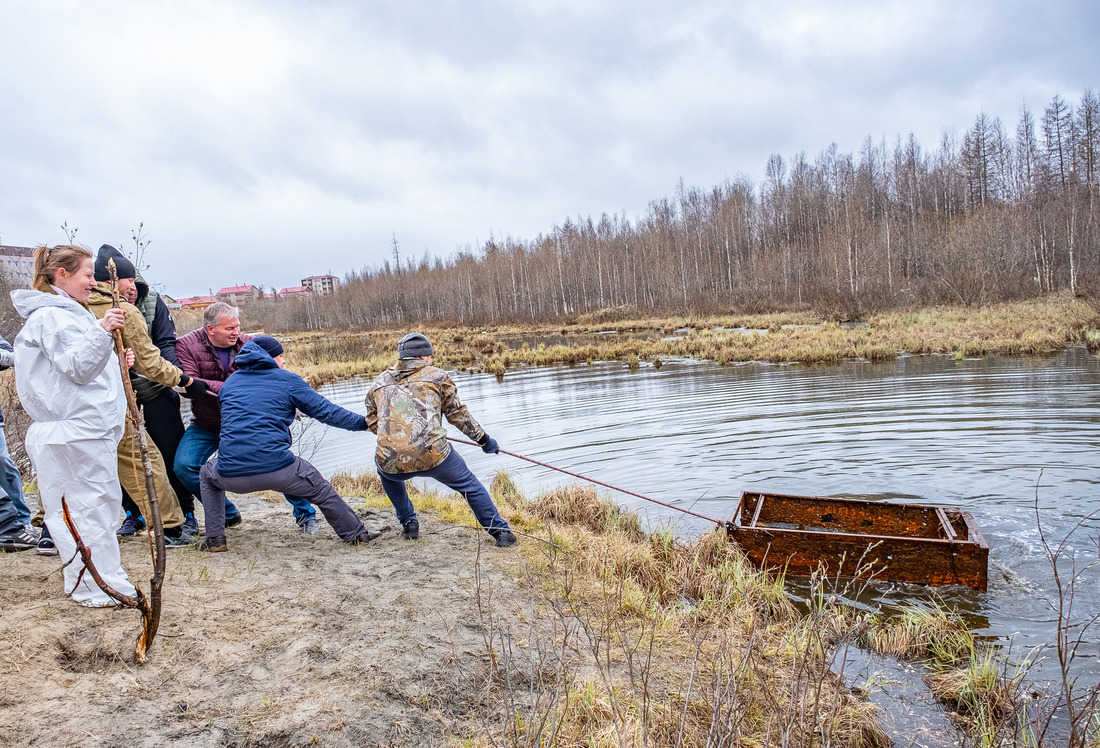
[298,345,1100,684]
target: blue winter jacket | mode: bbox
[216,340,367,477]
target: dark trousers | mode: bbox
[377,448,510,536]
[199,457,365,541]
[0,492,19,537]
[121,388,195,516]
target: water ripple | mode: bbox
[305,348,1100,679]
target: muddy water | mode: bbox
[300,346,1100,688]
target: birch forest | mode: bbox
[252,89,1100,330]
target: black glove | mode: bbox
[479,434,500,454]
[180,376,210,399]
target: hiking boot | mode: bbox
[199,535,228,553]
[298,517,319,535]
[348,529,382,545]
[181,512,199,535]
[164,531,194,548]
[402,519,420,540]
[117,512,145,537]
[0,533,34,552]
[225,512,242,528]
[493,530,517,548]
[37,536,58,556]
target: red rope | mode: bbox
[448,437,724,527]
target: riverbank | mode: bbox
[267,293,1100,387]
[2,473,1025,746]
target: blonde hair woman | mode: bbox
[10,245,137,607]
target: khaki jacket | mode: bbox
[87,284,182,393]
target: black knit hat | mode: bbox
[252,335,284,358]
[397,332,433,359]
[93,245,136,282]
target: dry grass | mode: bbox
[858,601,974,666]
[331,469,888,746]
[928,648,1015,745]
[4,465,1022,746]
[261,293,1100,387]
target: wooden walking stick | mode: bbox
[60,258,166,663]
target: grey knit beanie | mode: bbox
[397,332,433,359]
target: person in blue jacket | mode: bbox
[197,336,379,552]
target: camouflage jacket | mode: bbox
[365,359,485,474]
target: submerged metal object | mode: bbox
[727,492,989,590]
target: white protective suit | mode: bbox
[11,289,137,606]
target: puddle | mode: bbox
[834,646,964,748]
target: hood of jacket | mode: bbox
[11,288,90,320]
[10,288,126,443]
[234,340,280,371]
[134,269,150,305]
[132,270,157,329]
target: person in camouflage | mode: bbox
[364,333,516,547]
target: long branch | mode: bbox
[108,258,166,662]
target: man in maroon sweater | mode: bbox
[173,302,317,531]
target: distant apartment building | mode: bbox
[216,285,263,305]
[301,274,338,295]
[0,245,37,287]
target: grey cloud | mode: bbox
[1,0,1098,294]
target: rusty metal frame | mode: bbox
[727,491,988,590]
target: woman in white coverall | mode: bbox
[11,245,136,607]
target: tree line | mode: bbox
[246,89,1099,331]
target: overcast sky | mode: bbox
[2,1,1097,297]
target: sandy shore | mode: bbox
[0,493,524,747]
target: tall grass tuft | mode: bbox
[928,646,1015,745]
[859,600,974,667]
[531,486,645,541]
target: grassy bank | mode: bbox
[270,293,1100,387]
[327,470,1030,746]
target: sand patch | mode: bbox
[0,494,522,747]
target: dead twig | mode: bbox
[60,494,152,617]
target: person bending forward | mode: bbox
[364,333,516,547]
[198,337,378,552]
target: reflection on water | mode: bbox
[838,646,962,747]
[300,345,1100,684]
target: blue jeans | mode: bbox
[0,426,29,525]
[175,423,315,524]
[377,448,509,535]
